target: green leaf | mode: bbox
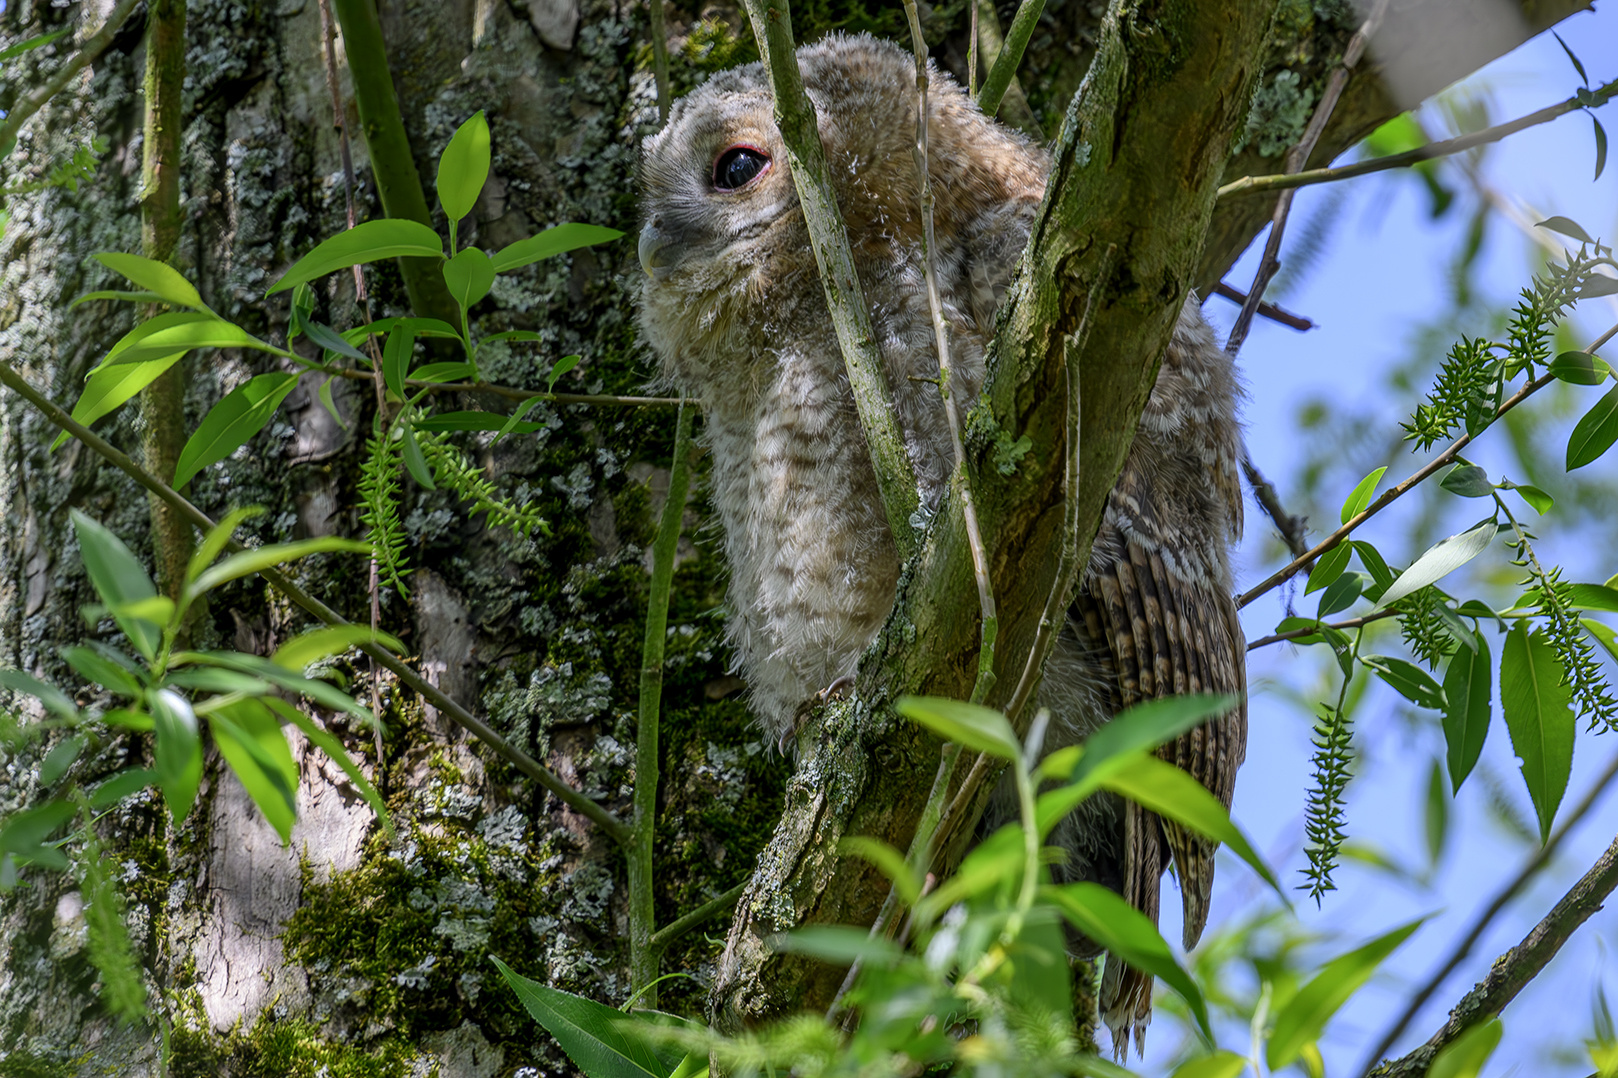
[88,768,159,808]
[189,537,371,597]
[352,316,462,340]
[1583,618,1618,667]
[1429,1018,1503,1078]
[1362,655,1447,711]
[838,836,921,908]
[1439,463,1493,498]
[1304,544,1352,595]
[188,652,373,725]
[1442,630,1492,792]
[317,377,345,430]
[1002,906,1073,1021]
[410,362,477,384]
[895,696,1021,760]
[165,668,272,696]
[187,506,265,583]
[300,318,369,362]
[492,396,546,444]
[93,317,280,370]
[272,625,403,671]
[69,290,165,308]
[1340,466,1387,523]
[1548,350,1612,386]
[1511,484,1555,515]
[1317,571,1364,617]
[401,424,436,489]
[484,330,544,343]
[1499,624,1574,843]
[1594,115,1608,183]
[39,734,87,785]
[262,697,391,837]
[414,410,546,434]
[1056,694,1238,803]
[490,956,681,1078]
[1378,520,1497,608]
[772,925,906,966]
[268,219,445,295]
[437,111,491,222]
[53,351,187,449]
[1424,756,1449,866]
[1169,1052,1248,1078]
[173,372,301,489]
[0,28,70,60]
[443,247,496,310]
[60,645,143,698]
[93,252,207,311]
[383,325,415,399]
[1537,216,1594,244]
[1044,883,1211,1042]
[1552,31,1589,85]
[210,699,299,843]
[70,510,162,660]
[0,666,81,720]
[546,354,580,394]
[1353,540,1397,598]
[0,800,74,867]
[1098,754,1284,901]
[491,223,625,273]
[1266,916,1428,1069]
[150,688,203,825]
[1567,384,1618,470]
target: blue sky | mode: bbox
[1144,5,1618,1072]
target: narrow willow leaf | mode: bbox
[410,361,477,383]
[262,697,391,836]
[1499,624,1574,843]
[267,219,445,295]
[271,625,404,671]
[414,410,546,434]
[772,925,907,965]
[39,735,87,785]
[210,699,299,843]
[838,836,921,908]
[94,251,206,311]
[1266,917,1428,1069]
[1593,116,1608,184]
[1098,753,1284,900]
[484,329,544,343]
[1340,466,1387,523]
[401,423,437,489]
[1583,618,1618,666]
[187,506,265,583]
[300,318,368,361]
[88,768,158,809]
[1063,695,1238,796]
[69,289,164,307]
[896,696,1020,760]
[1169,1052,1247,1078]
[60,646,142,697]
[1317,571,1364,617]
[189,536,371,597]
[1511,484,1555,515]
[0,800,74,865]
[173,372,301,489]
[1548,350,1611,386]
[1429,1018,1503,1078]
[1439,463,1493,498]
[0,667,81,720]
[150,688,203,824]
[53,352,186,450]
[546,354,580,394]
[353,315,462,340]
[1567,384,1618,470]
[1362,655,1447,711]
[188,651,372,723]
[1424,756,1449,866]
[443,247,496,310]
[1353,540,1396,598]
[1304,544,1352,595]
[316,377,345,430]
[1537,216,1594,244]
[70,510,161,660]
[0,27,70,60]
[383,325,415,399]
[491,223,625,273]
[1378,521,1497,608]
[492,396,546,444]
[1442,630,1492,792]
[94,317,279,370]
[490,956,680,1078]
[437,111,491,222]
[1044,883,1212,1041]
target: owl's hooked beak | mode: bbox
[638,222,678,281]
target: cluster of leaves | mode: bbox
[1279,221,1618,900]
[60,110,621,593]
[490,696,1519,1077]
[0,508,394,1019]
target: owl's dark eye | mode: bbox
[713,146,770,191]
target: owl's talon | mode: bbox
[818,674,855,703]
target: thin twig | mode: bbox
[1218,82,1615,201]
[976,0,1045,124]
[1245,609,1397,651]
[1225,0,1393,359]
[1375,827,1618,1077]
[1243,451,1311,560]
[1357,748,1618,1075]
[1210,282,1315,331]
[648,882,747,952]
[0,0,144,154]
[0,360,631,846]
[900,0,997,706]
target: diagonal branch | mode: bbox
[0,0,144,156]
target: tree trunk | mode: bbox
[0,0,1587,1072]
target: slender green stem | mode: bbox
[0,0,143,154]
[647,881,747,951]
[740,0,922,559]
[628,401,696,1003]
[648,0,673,124]
[976,0,1044,122]
[328,0,460,326]
[0,358,632,846]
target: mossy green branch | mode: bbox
[975,0,1044,126]
[328,0,460,326]
[0,0,144,156]
[740,0,923,561]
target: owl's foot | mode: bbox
[782,675,858,753]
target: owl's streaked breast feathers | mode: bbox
[636,32,1246,1055]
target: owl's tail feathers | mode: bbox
[1099,958,1153,1059]
[1163,819,1219,950]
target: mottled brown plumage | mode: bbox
[636,32,1246,1055]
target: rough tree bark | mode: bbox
[0,0,1591,1073]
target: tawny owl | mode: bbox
[636,32,1246,1054]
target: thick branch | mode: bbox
[709,0,1274,1027]
[740,0,923,561]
